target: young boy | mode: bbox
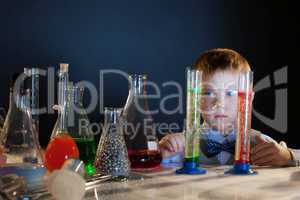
[159,48,297,167]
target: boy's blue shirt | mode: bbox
[161,129,273,165]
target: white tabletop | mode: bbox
[84,165,300,200]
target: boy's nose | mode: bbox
[213,100,225,109]
[213,93,226,109]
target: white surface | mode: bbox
[85,165,300,200]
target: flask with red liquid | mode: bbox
[51,83,97,176]
[122,74,162,171]
[45,64,79,172]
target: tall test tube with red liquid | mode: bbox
[226,71,256,175]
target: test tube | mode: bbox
[24,68,40,134]
[226,71,256,175]
[176,68,206,175]
[31,68,40,134]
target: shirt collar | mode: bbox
[202,128,236,143]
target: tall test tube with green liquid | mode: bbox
[176,68,206,175]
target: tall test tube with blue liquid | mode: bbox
[176,68,206,175]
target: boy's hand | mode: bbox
[251,135,292,167]
[159,133,185,158]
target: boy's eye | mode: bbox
[226,90,237,97]
[201,91,216,97]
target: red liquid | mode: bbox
[45,134,79,172]
[235,91,252,164]
[128,149,162,170]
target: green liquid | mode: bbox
[75,138,97,176]
[184,156,199,165]
[185,131,200,159]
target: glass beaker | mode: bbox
[122,74,162,170]
[94,107,130,180]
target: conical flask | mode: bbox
[0,73,21,146]
[0,74,43,165]
[51,83,96,175]
[122,74,162,170]
[94,107,130,180]
[45,64,79,172]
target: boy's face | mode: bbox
[201,70,239,135]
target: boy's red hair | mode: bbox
[194,48,251,77]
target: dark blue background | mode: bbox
[0,0,292,147]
